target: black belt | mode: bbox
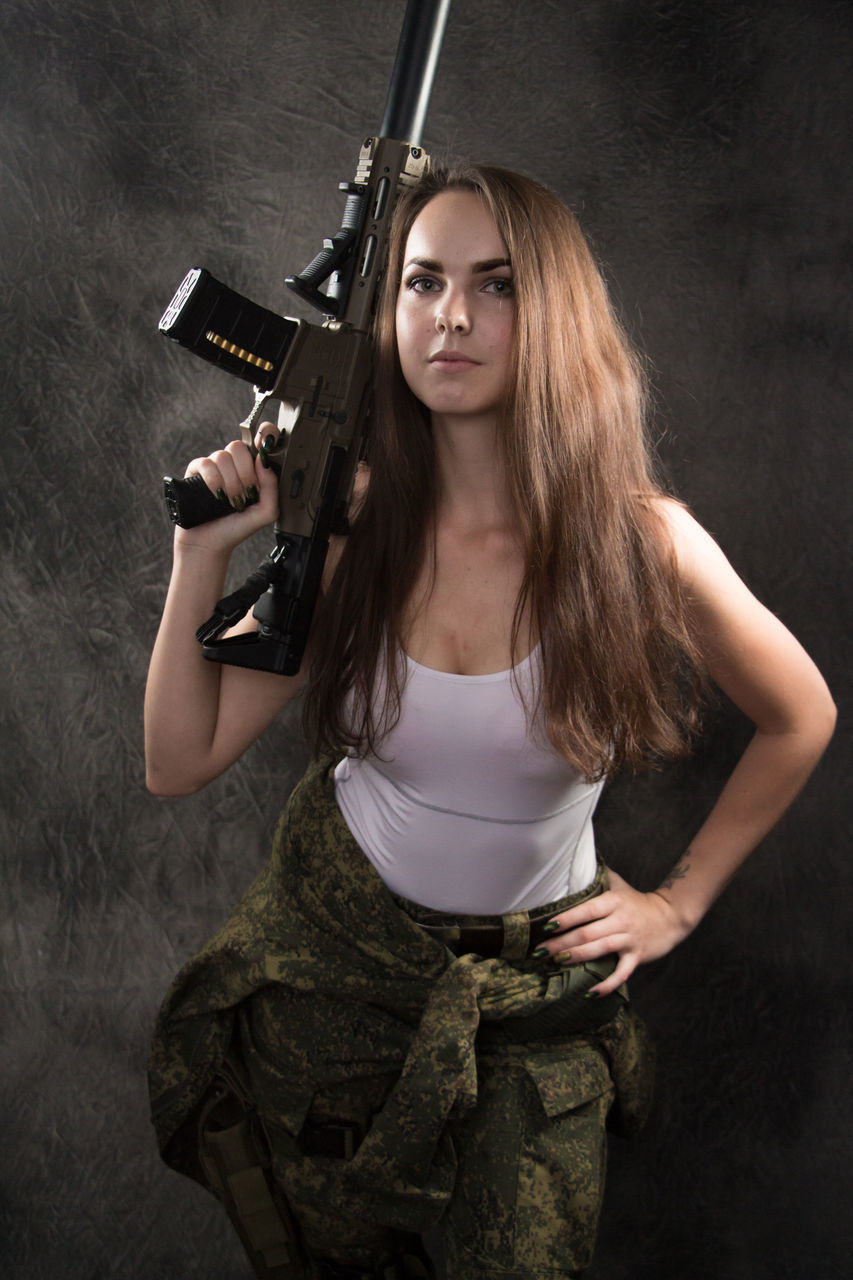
[413,904,564,960]
[399,868,613,964]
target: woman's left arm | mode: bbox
[541,502,837,995]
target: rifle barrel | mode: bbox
[380,0,451,145]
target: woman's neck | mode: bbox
[430,409,513,533]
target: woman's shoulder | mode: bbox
[640,494,728,590]
[643,498,834,739]
[642,495,779,645]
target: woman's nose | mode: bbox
[435,290,471,333]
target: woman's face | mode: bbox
[395,190,515,425]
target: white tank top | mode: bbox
[334,647,603,913]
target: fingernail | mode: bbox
[260,450,282,477]
[584,990,600,999]
[542,920,561,934]
[556,951,573,964]
[216,488,227,503]
[232,493,246,512]
[530,947,549,959]
[246,485,259,503]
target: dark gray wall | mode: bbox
[1,2,850,1276]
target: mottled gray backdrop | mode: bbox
[1,1,850,1277]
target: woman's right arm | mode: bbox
[144,429,305,796]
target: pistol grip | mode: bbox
[163,474,234,527]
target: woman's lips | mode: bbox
[428,350,479,368]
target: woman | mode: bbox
[145,166,835,1280]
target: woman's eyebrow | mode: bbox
[472,257,512,273]
[403,255,512,273]
[403,256,441,273]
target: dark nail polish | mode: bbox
[542,920,561,934]
[232,493,246,512]
[216,488,227,503]
[246,485,259,503]
[530,947,548,959]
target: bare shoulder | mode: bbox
[646,494,776,631]
[645,495,733,588]
[646,496,834,733]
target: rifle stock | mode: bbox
[158,1,450,675]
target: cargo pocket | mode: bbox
[515,1049,615,1273]
[442,1045,615,1278]
[524,1047,614,1119]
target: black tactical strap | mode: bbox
[298,1116,363,1160]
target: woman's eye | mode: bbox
[485,278,514,295]
[406,276,441,293]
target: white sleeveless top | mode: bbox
[334,648,604,913]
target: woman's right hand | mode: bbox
[146,421,302,796]
[175,422,281,554]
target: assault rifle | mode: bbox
[158,0,451,675]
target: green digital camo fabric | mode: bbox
[148,756,654,1277]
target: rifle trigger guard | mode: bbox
[239,386,274,447]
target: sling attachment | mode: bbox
[196,555,282,645]
[197,1051,309,1280]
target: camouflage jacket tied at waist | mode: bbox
[148,756,653,1233]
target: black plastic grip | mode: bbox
[164,474,236,527]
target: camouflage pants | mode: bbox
[246,996,624,1277]
[149,757,654,1279]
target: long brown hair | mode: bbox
[304,163,704,779]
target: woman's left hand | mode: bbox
[537,869,689,997]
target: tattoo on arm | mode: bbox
[660,850,692,892]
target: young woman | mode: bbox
[145,165,835,1280]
